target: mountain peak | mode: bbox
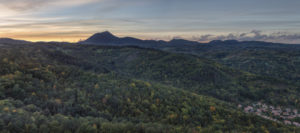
[84,31,119,43]
[93,31,117,38]
[96,31,114,36]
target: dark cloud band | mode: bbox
[193,30,300,44]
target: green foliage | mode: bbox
[0,43,299,132]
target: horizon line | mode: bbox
[1,31,300,45]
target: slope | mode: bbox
[1,43,298,132]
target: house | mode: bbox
[238,104,242,108]
[257,109,262,113]
[244,106,254,113]
[283,112,289,116]
[287,115,296,119]
[293,122,300,127]
[284,120,292,125]
[271,110,280,116]
[293,109,298,114]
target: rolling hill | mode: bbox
[0,42,299,132]
[82,31,300,86]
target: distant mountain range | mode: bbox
[80,31,300,48]
[80,31,204,46]
[0,38,31,44]
[80,31,300,87]
[2,31,299,47]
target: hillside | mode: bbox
[72,46,299,107]
[82,32,300,86]
[0,38,31,44]
[157,41,300,86]
[0,42,299,132]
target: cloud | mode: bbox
[0,0,50,11]
[0,0,99,11]
[192,30,300,44]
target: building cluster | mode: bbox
[239,102,300,127]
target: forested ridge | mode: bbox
[0,43,299,132]
[155,41,300,86]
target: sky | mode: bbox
[0,0,300,43]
